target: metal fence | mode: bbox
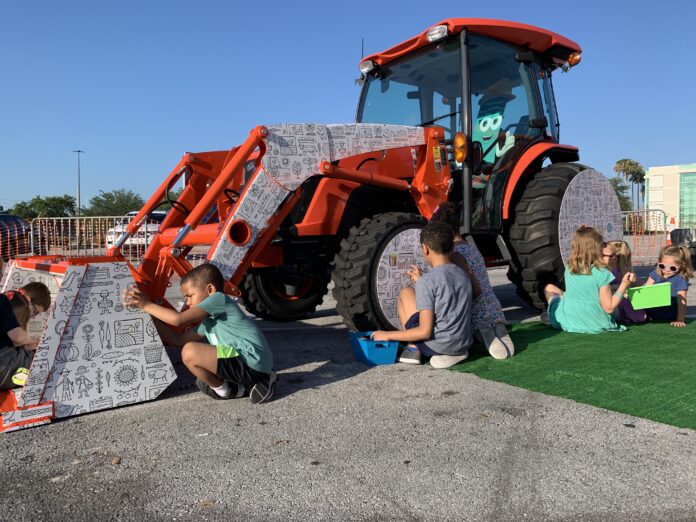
[621,209,669,266]
[29,216,208,267]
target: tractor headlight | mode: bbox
[359,60,376,75]
[426,25,448,43]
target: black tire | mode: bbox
[506,162,589,309]
[332,212,426,331]
[241,267,330,322]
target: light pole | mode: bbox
[73,150,84,217]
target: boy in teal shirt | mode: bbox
[126,263,276,403]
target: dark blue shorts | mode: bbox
[404,312,439,356]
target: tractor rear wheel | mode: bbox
[332,212,426,331]
[506,162,588,309]
[241,267,330,322]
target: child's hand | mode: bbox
[406,265,422,283]
[124,285,149,309]
[670,321,686,328]
[26,338,40,351]
[622,272,636,286]
[371,331,391,342]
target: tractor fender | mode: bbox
[502,143,579,220]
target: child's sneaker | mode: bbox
[494,323,515,358]
[430,353,468,368]
[196,378,244,400]
[478,327,509,360]
[250,371,277,404]
[398,345,422,364]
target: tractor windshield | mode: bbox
[357,39,463,140]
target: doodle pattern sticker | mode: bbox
[209,168,291,280]
[558,169,623,264]
[0,261,177,424]
[209,123,425,280]
[374,226,427,329]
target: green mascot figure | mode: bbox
[472,79,516,187]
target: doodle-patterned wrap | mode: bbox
[210,123,425,280]
[558,169,623,264]
[1,261,177,423]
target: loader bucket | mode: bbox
[0,258,176,432]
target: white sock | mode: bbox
[212,381,230,397]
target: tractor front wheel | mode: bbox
[332,212,426,331]
[241,267,330,322]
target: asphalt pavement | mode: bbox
[1,268,695,521]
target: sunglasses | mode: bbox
[658,263,679,272]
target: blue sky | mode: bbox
[1,0,695,210]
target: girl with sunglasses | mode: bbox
[644,245,692,327]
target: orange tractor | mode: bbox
[3,18,625,430]
[107,18,619,330]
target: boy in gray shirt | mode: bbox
[372,221,473,368]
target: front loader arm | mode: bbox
[115,123,449,306]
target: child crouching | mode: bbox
[0,282,51,389]
[126,263,277,403]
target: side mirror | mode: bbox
[529,116,548,129]
[515,51,535,63]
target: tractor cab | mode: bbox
[356,19,581,234]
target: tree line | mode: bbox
[6,188,181,220]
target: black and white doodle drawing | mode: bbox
[114,283,124,312]
[55,343,80,363]
[95,368,104,394]
[145,321,157,342]
[112,263,129,279]
[58,370,74,401]
[114,318,144,348]
[74,366,94,398]
[144,343,163,363]
[82,324,101,361]
[98,320,112,350]
[148,368,168,384]
[97,290,114,315]
[113,363,139,388]
[102,351,124,360]
[61,271,79,290]
[90,397,113,411]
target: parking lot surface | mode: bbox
[1,269,695,521]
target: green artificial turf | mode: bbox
[451,321,696,430]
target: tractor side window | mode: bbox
[467,34,542,230]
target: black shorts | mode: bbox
[0,346,34,390]
[217,356,268,387]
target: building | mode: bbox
[645,163,696,229]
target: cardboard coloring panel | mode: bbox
[1,261,176,428]
[375,226,426,329]
[558,169,623,264]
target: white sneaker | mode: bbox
[478,327,509,360]
[430,353,468,369]
[494,323,515,358]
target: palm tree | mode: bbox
[613,159,645,209]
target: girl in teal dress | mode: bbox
[544,226,635,334]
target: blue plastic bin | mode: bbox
[349,331,399,366]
